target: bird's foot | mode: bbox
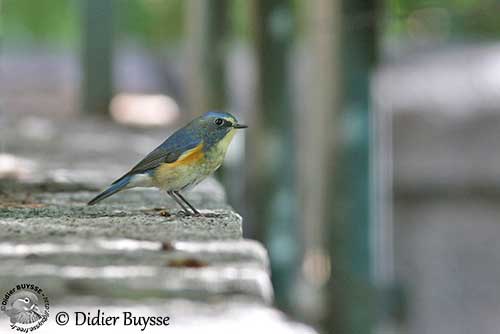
[176,210,203,217]
[200,212,222,218]
[176,210,190,217]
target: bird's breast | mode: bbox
[152,136,232,191]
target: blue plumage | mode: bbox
[111,126,202,184]
[87,175,132,205]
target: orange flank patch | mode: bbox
[166,142,205,167]
[153,141,207,189]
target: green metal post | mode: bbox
[81,0,114,115]
[185,0,228,117]
[323,0,377,333]
[246,0,297,307]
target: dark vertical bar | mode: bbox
[205,0,227,111]
[81,0,114,115]
[323,0,377,333]
[246,0,297,307]
[186,0,228,117]
[340,0,377,280]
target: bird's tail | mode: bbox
[87,175,131,205]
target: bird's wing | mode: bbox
[112,128,202,185]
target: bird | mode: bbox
[88,111,247,215]
[4,291,42,324]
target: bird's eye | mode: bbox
[24,298,30,303]
[214,118,224,126]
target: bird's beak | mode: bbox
[31,305,42,317]
[232,123,248,129]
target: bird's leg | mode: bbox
[167,191,191,216]
[174,191,201,216]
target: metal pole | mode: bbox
[81,0,114,115]
[246,0,297,307]
[185,0,228,118]
[322,0,377,332]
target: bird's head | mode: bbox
[10,291,40,313]
[6,291,42,325]
[192,111,247,148]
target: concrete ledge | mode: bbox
[0,238,272,303]
[0,210,242,241]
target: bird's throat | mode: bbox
[212,128,236,156]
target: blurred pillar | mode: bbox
[246,0,297,307]
[185,0,228,117]
[300,0,377,333]
[296,0,342,325]
[326,0,377,333]
[81,0,114,115]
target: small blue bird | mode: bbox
[88,111,247,215]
